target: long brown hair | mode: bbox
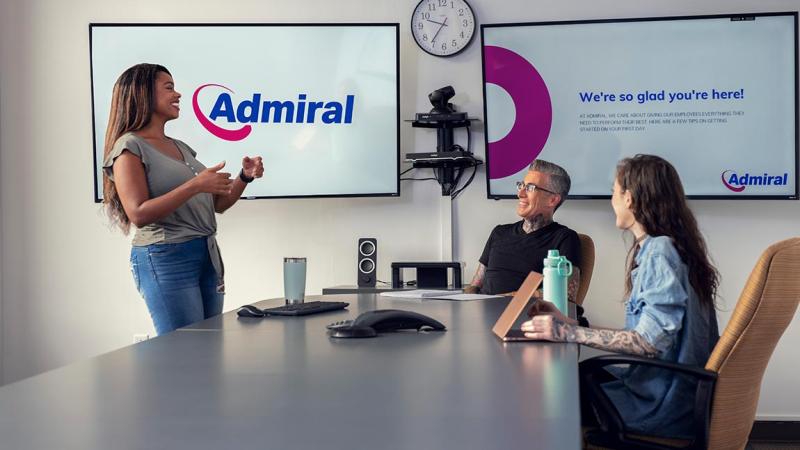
[102,63,171,234]
[617,154,719,308]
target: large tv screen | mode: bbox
[481,13,798,199]
[90,23,399,200]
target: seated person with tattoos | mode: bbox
[464,159,582,303]
[522,155,720,439]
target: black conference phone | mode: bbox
[327,309,446,338]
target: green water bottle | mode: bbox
[543,249,572,315]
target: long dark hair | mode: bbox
[617,154,719,308]
[102,63,171,234]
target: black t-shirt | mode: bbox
[478,221,581,295]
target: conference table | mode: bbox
[0,293,582,449]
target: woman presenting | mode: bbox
[102,63,264,335]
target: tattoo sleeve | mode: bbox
[554,323,659,358]
[470,263,486,288]
[567,267,581,304]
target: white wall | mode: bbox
[1,0,798,419]
[0,55,4,382]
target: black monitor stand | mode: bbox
[391,262,462,289]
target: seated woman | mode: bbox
[522,154,719,439]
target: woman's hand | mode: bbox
[526,299,578,326]
[242,156,264,180]
[210,157,263,213]
[522,299,578,342]
[521,314,568,342]
[194,161,233,195]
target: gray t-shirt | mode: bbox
[102,132,217,247]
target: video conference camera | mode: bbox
[411,85,471,147]
[428,85,457,115]
[415,85,468,123]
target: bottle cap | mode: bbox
[544,249,562,268]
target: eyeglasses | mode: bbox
[515,181,557,195]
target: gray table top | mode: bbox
[0,294,581,450]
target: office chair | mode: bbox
[581,237,800,450]
[575,233,595,306]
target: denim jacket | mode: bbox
[602,236,719,438]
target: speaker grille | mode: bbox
[359,258,375,274]
[359,240,376,256]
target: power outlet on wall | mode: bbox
[133,334,151,344]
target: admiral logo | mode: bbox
[721,170,789,192]
[193,84,355,142]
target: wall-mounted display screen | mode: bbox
[90,23,400,200]
[481,13,798,199]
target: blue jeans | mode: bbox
[130,237,224,335]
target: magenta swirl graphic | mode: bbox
[193,84,252,142]
[484,46,552,180]
[721,170,746,192]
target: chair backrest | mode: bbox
[705,237,800,450]
[575,233,595,306]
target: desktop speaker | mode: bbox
[357,238,377,287]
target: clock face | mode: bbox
[411,0,476,57]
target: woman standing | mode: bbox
[102,63,264,335]
[522,154,719,438]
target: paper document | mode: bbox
[379,290,503,301]
[427,293,503,301]
[379,289,463,298]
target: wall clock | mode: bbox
[411,0,476,57]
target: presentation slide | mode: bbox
[482,14,797,198]
[90,24,399,200]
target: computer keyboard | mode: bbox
[261,301,349,316]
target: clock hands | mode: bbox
[430,17,448,45]
[426,18,449,27]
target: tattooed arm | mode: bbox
[567,267,581,304]
[464,263,487,294]
[521,314,659,358]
